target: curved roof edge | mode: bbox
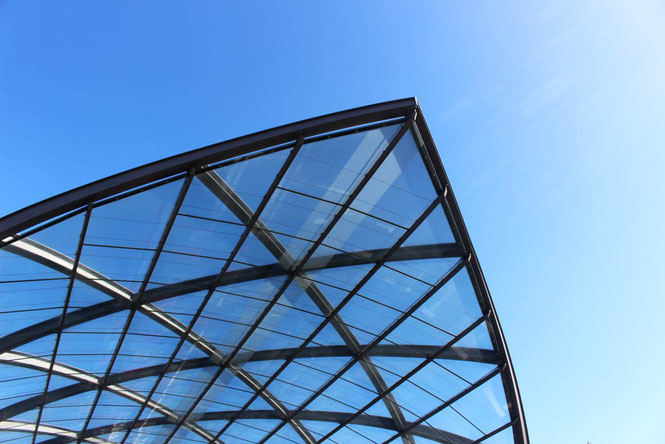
[0,97,529,444]
[0,97,417,241]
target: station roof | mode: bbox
[0,99,527,444]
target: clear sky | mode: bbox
[2,1,664,442]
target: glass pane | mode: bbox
[79,179,184,292]
[314,207,405,256]
[280,124,399,204]
[191,149,290,221]
[351,130,437,228]
[192,276,286,355]
[384,267,482,348]
[302,262,373,292]
[66,280,113,314]
[260,188,337,263]
[481,425,514,444]
[239,359,286,386]
[298,420,338,441]
[0,248,68,336]
[150,366,217,416]
[326,424,379,443]
[86,391,141,430]
[221,419,281,443]
[307,363,377,414]
[56,311,128,377]
[0,364,45,409]
[242,281,325,352]
[111,312,180,373]
[152,290,207,325]
[402,205,456,247]
[435,373,510,437]
[39,390,97,433]
[125,424,176,443]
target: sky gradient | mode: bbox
[2,1,664,442]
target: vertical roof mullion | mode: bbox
[31,203,93,444]
[387,362,505,442]
[133,138,308,444]
[254,190,445,444]
[196,132,415,443]
[412,112,529,444]
[76,169,196,442]
[209,110,418,443]
[312,258,468,442]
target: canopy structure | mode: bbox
[0,98,528,444]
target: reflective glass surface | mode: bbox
[0,108,521,443]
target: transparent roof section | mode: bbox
[0,101,524,444]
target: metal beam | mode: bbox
[253,191,447,443]
[0,98,416,241]
[0,230,459,359]
[0,420,108,443]
[0,344,496,423]
[411,113,529,443]
[0,190,315,443]
[32,203,92,444]
[197,143,417,443]
[38,409,473,444]
[76,171,196,442]
[0,351,216,441]
[118,139,315,444]
[323,313,489,443]
[184,114,418,444]
[0,98,528,443]
[387,365,504,442]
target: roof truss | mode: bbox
[0,98,528,444]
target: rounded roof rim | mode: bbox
[0,97,418,240]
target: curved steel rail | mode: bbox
[0,98,528,443]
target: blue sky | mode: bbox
[1,1,664,442]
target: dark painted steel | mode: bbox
[469,420,516,444]
[40,410,471,444]
[209,114,418,444]
[411,113,529,444]
[31,203,92,444]
[0,242,460,357]
[0,344,496,423]
[123,138,315,444]
[314,259,470,442]
[326,315,490,443]
[77,170,195,442]
[0,99,416,240]
[196,132,418,444]
[0,98,528,444]
[252,191,446,444]
[387,365,504,443]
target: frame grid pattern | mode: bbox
[0,98,528,444]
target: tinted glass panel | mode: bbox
[0,108,521,443]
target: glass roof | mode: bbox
[0,99,527,444]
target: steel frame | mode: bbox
[195,120,416,444]
[30,203,92,444]
[0,241,460,356]
[115,136,313,444]
[252,191,446,443]
[0,98,528,444]
[0,351,217,442]
[32,410,474,444]
[0,343,496,424]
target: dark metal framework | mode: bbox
[0,98,528,444]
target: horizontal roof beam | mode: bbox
[0,98,417,241]
[38,409,472,444]
[0,242,460,355]
[0,344,496,422]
